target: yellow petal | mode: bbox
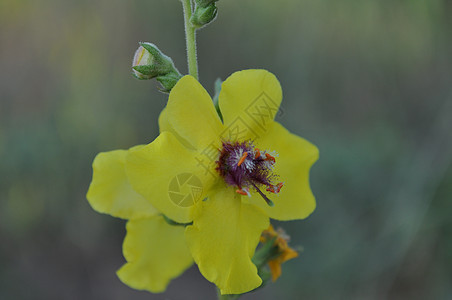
[218,69,282,142]
[158,107,171,134]
[165,75,223,150]
[248,122,318,220]
[126,131,217,224]
[185,184,269,295]
[158,108,194,149]
[87,149,158,219]
[117,216,193,293]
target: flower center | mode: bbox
[216,141,284,206]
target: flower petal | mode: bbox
[158,107,171,134]
[185,184,269,295]
[126,131,217,224]
[87,149,158,219]
[117,216,193,293]
[247,122,318,220]
[218,69,282,142]
[158,108,194,149]
[165,75,223,150]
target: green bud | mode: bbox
[132,42,178,78]
[132,43,155,79]
[132,42,183,93]
[190,3,218,28]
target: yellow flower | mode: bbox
[86,147,193,293]
[125,69,318,294]
[260,225,299,282]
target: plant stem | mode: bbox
[181,0,199,80]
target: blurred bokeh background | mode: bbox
[1,0,451,299]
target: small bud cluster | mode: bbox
[256,225,299,282]
[190,0,219,28]
[132,42,182,93]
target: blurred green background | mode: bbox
[1,0,451,299]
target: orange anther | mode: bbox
[255,148,261,159]
[266,182,283,194]
[265,153,276,163]
[236,189,248,196]
[266,186,275,193]
[237,152,248,166]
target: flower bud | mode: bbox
[190,3,218,28]
[132,44,155,80]
[132,42,182,93]
[132,42,175,79]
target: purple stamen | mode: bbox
[216,140,281,206]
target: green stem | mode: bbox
[181,0,199,80]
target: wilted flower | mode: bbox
[260,225,299,281]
